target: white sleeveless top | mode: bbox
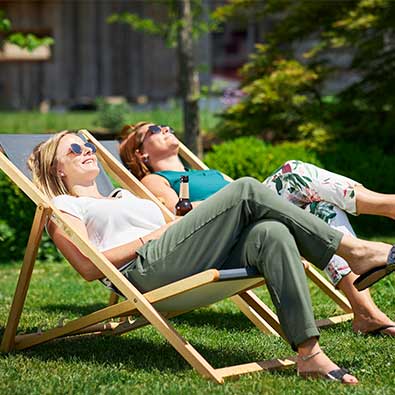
[52,189,166,251]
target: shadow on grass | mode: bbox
[0,327,293,376]
[172,309,258,331]
[0,309,262,352]
[0,307,295,376]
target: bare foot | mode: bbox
[298,349,358,385]
[339,237,391,275]
[353,313,395,336]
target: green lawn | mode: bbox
[0,110,219,135]
[1,257,395,395]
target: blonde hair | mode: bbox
[119,122,152,180]
[27,130,76,199]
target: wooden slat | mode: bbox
[236,291,286,339]
[215,357,296,378]
[230,293,280,337]
[315,313,354,329]
[0,151,51,206]
[13,269,240,349]
[178,141,209,170]
[14,299,136,349]
[0,205,50,352]
[304,263,353,313]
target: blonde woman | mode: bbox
[120,122,395,337]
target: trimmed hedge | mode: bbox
[0,171,61,262]
[204,136,322,181]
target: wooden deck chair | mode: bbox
[99,136,354,329]
[0,132,301,383]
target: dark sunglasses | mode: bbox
[147,124,175,135]
[68,142,97,155]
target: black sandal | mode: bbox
[299,367,352,383]
[354,245,395,291]
[298,351,357,384]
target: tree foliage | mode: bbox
[107,0,217,48]
[216,0,395,153]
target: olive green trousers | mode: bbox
[124,177,343,350]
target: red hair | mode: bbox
[119,122,152,180]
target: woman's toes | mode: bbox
[343,373,358,385]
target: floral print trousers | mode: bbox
[263,160,360,286]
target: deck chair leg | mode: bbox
[304,263,353,313]
[1,205,50,353]
[232,291,286,340]
[230,292,282,337]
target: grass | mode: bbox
[1,253,395,395]
[0,109,219,135]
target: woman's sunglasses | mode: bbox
[147,124,175,135]
[68,142,97,155]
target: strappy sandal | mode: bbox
[297,351,357,385]
[299,367,353,383]
[354,245,395,291]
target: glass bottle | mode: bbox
[175,175,193,216]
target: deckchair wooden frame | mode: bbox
[0,132,304,383]
[176,141,354,320]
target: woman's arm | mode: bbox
[141,174,179,212]
[102,218,181,268]
[48,211,181,281]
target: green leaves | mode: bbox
[107,12,163,35]
[216,0,395,154]
[0,9,11,32]
[108,1,218,48]
[7,33,54,52]
[0,9,54,51]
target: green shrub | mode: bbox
[317,142,395,235]
[204,136,321,181]
[94,98,131,132]
[0,171,61,263]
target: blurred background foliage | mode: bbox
[216,0,395,154]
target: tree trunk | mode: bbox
[177,0,202,157]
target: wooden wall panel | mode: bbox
[0,0,208,110]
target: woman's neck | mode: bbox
[150,154,185,173]
[70,182,103,198]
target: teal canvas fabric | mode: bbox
[154,169,230,201]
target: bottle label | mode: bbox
[179,182,189,199]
